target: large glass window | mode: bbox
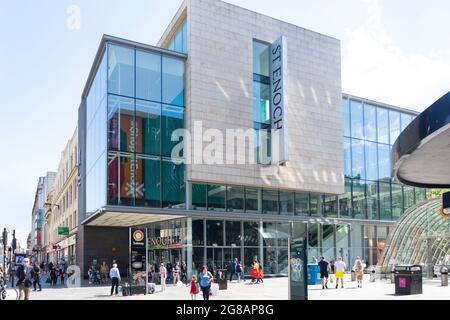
[162,57,184,106]
[279,191,294,215]
[377,144,391,181]
[377,107,389,144]
[192,184,207,210]
[162,159,185,208]
[136,100,161,155]
[107,95,135,152]
[352,180,366,219]
[323,195,338,217]
[192,219,204,246]
[294,192,309,216]
[207,185,226,211]
[108,44,135,97]
[136,50,161,102]
[389,111,401,145]
[391,183,403,219]
[206,220,223,246]
[401,113,413,132]
[364,103,377,141]
[350,100,364,139]
[107,152,134,206]
[135,154,160,207]
[351,139,365,180]
[245,187,259,213]
[262,189,279,214]
[162,105,184,157]
[344,137,352,178]
[379,182,392,220]
[244,221,259,246]
[365,141,378,181]
[336,225,350,266]
[310,193,322,216]
[253,41,269,77]
[366,181,378,220]
[262,222,276,247]
[227,186,244,212]
[225,221,242,246]
[403,186,415,210]
[339,179,352,218]
[253,81,271,124]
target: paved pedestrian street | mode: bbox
[4,274,450,300]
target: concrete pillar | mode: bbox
[186,217,193,279]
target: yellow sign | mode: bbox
[133,230,145,242]
[440,207,450,218]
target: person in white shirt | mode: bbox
[159,263,167,292]
[334,257,346,289]
[109,264,121,296]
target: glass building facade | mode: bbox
[84,41,186,216]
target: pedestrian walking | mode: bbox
[100,261,109,284]
[166,261,173,283]
[16,258,33,300]
[159,263,167,292]
[190,275,200,300]
[180,261,188,284]
[229,258,238,282]
[236,261,243,283]
[59,268,65,285]
[353,257,364,288]
[198,265,214,301]
[32,262,42,291]
[318,256,330,289]
[173,262,181,284]
[50,267,58,286]
[334,257,346,289]
[109,264,121,296]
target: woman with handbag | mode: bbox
[198,265,214,300]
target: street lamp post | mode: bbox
[2,228,7,274]
[11,230,16,287]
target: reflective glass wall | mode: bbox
[107,43,186,209]
[342,96,426,221]
[166,19,187,54]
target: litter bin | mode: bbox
[369,266,376,282]
[216,269,228,290]
[394,265,423,295]
[441,267,448,286]
[307,264,321,285]
[351,269,355,282]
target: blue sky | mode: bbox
[1,0,450,247]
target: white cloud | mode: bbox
[342,0,450,111]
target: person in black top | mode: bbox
[166,262,173,282]
[32,262,42,291]
[318,257,330,289]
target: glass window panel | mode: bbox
[192,219,204,246]
[277,222,291,247]
[192,247,204,275]
[136,99,161,155]
[415,188,426,204]
[262,222,277,247]
[162,57,184,106]
[336,225,350,267]
[401,113,413,132]
[107,95,135,152]
[365,141,378,181]
[391,183,403,220]
[244,248,260,275]
[262,189,279,214]
[243,221,259,246]
[181,20,187,54]
[310,193,322,216]
[135,154,160,207]
[107,152,134,206]
[403,186,415,210]
[377,144,391,181]
[162,105,184,157]
[108,44,135,97]
[207,184,226,211]
[254,126,271,165]
[136,51,161,102]
[264,247,277,274]
[377,107,389,144]
[294,192,309,216]
[162,159,185,208]
[245,187,259,213]
[308,224,320,254]
[342,98,351,137]
[389,111,401,145]
[364,103,377,141]
[323,195,338,218]
[279,191,294,215]
[322,225,335,258]
[227,185,244,212]
[366,181,378,220]
[192,184,207,210]
[253,81,271,124]
[253,41,269,77]
[379,182,392,220]
[225,221,242,246]
[174,27,183,52]
[352,180,366,219]
[350,100,364,139]
[351,138,365,180]
[344,137,352,178]
[206,220,223,246]
[339,178,352,218]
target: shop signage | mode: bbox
[441,192,450,218]
[129,227,147,295]
[58,227,69,235]
[270,35,289,165]
[147,227,183,249]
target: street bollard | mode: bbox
[441,267,448,287]
[351,269,355,281]
[370,267,376,282]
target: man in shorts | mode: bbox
[318,257,329,289]
[334,257,346,289]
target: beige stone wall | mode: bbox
[161,0,344,195]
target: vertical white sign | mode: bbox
[270,36,289,164]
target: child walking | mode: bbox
[190,275,199,300]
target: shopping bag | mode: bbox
[210,283,219,296]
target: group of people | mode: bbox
[150,261,188,287]
[47,261,67,286]
[88,261,111,284]
[316,256,367,289]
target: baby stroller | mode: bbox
[92,270,101,285]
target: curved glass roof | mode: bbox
[378,198,450,272]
